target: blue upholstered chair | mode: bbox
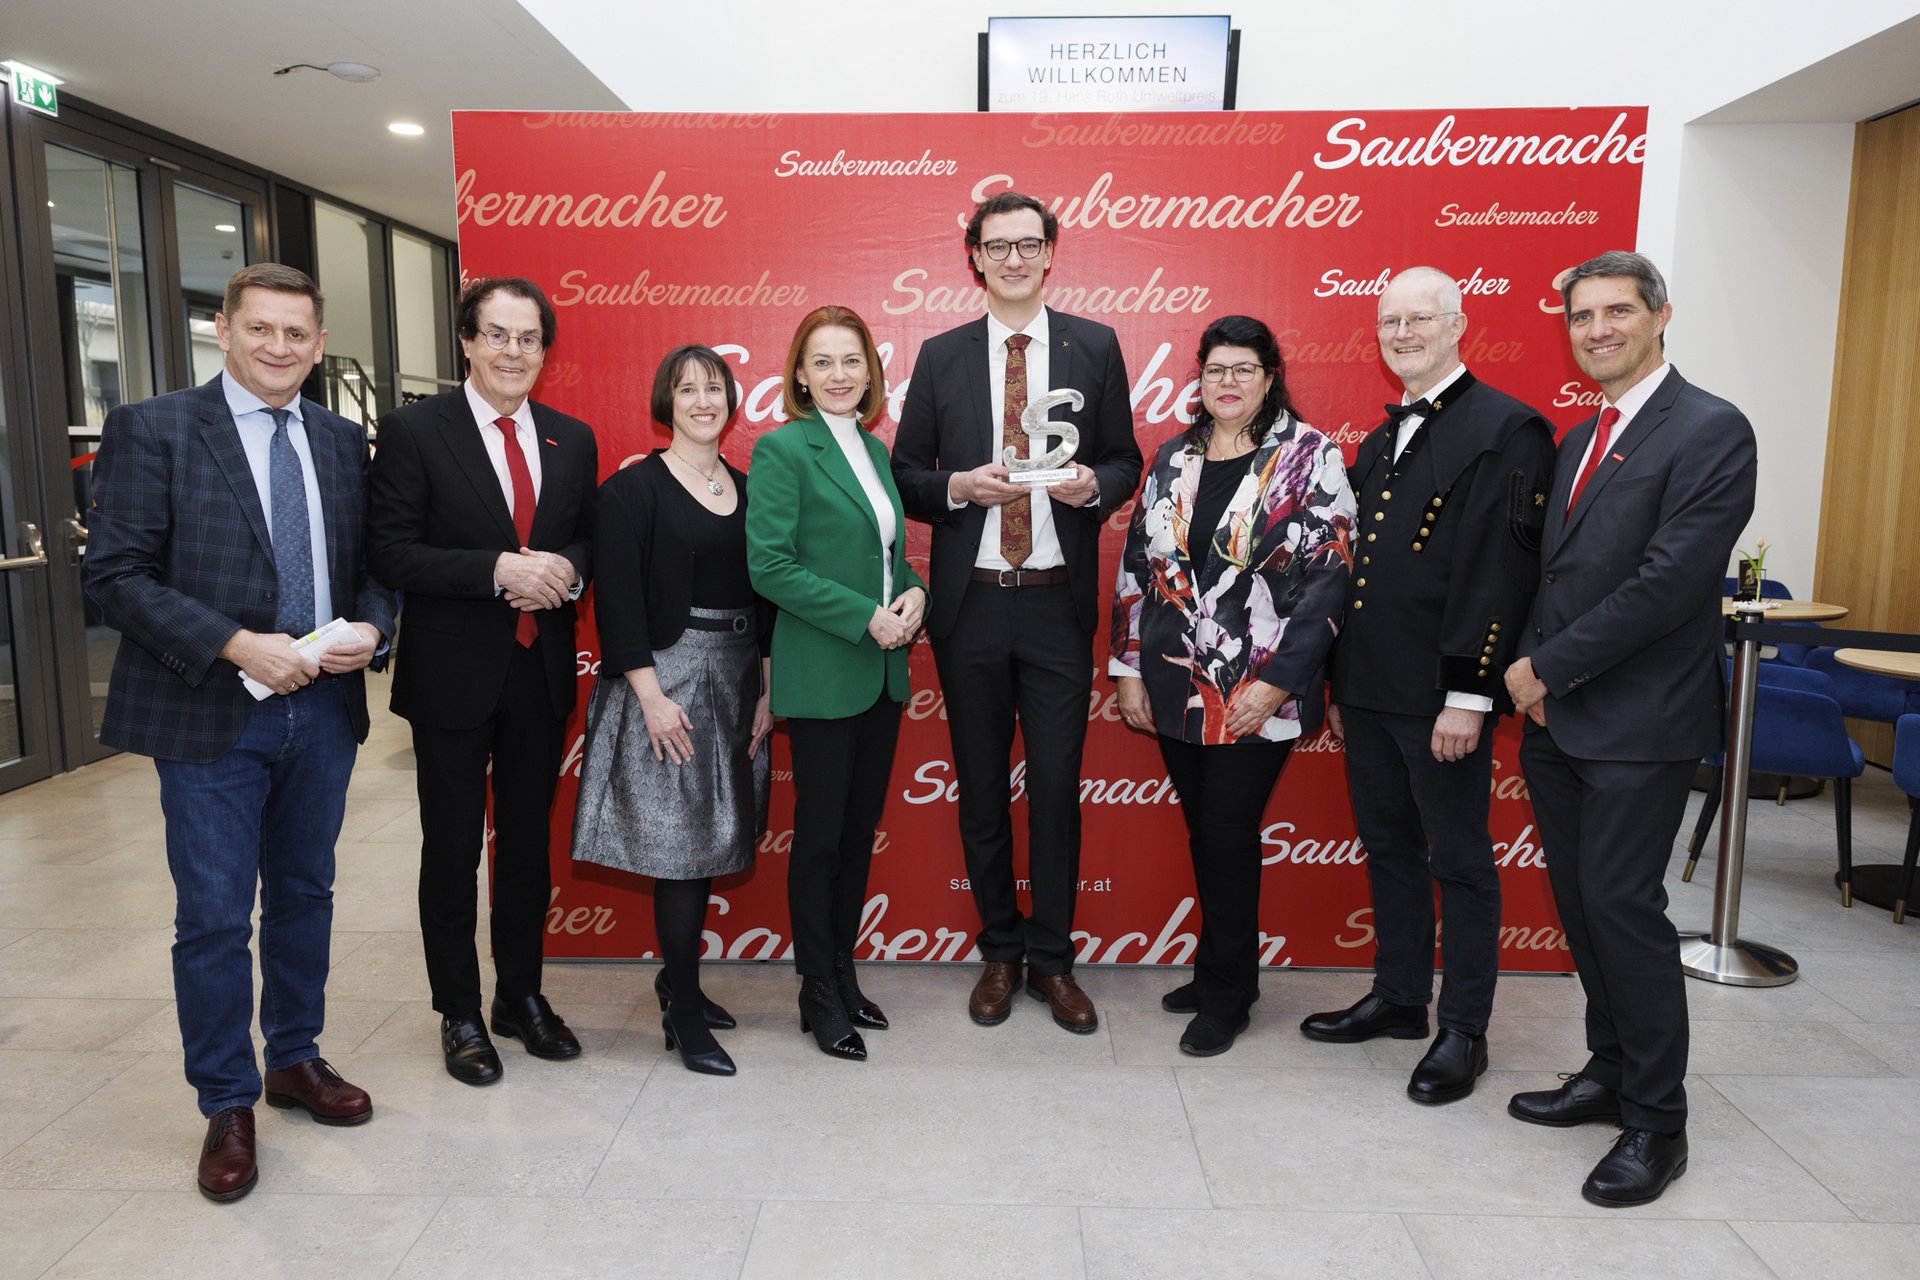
[1893,714,1919,925]
[1805,648,1920,726]
[1684,665,1864,906]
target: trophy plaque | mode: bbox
[1005,387,1083,486]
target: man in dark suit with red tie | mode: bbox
[892,191,1142,1032]
[1505,251,1757,1206]
[369,277,597,1085]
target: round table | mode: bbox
[1719,599,1849,622]
[1682,599,1849,986]
[1832,647,1920,680]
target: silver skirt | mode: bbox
[570,606,769,879]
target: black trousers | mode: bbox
[1339,704,1501,1035]
[1157,734,1293,1019]
[786,694,903,977]
[1520,727,1693,1133]
[412,641,564,1017]
[932,580,1092,976]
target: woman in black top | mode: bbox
[571,345,773,1076]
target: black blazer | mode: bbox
[1519,367,1757,762]
[368,388,597,731]
[84,376,395,762]
[892,308,1142,638]
[1330,373,1556,717]
[593,451,772,675]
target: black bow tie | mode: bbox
[1384,398,1433,426]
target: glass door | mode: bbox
[6,108,267,785]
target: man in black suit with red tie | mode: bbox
[892,190,1142,1033]
[1505,251,1757,1206]
[369,277,597,1085]
[1307,266,1555,1105]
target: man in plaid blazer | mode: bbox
[84,264,395,1203]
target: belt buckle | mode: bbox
[998,568,1019,587]
[730,614,749,633]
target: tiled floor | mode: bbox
[2,674,1916,1278]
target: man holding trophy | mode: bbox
[894,190,1142,1033]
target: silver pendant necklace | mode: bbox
[670,447,725,496]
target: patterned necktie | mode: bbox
[1000,333,1033,568]
[495,416,540,647]
[1566,405,1622,516]
[268,408,315,637]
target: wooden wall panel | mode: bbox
[1815,105,1920,766]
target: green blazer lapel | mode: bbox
[798,412,880,539]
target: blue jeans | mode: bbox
[155,680,356,1116]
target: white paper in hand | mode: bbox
[240,617,361,700]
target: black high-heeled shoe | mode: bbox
[832,951,888,1030]
[662,1011,736,1076]
[654,968,736,1030]
[798,976,867,1061]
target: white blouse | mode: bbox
[820,411,896,603]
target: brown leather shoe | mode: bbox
[969,961,1022,1026]
[264,1057,372,1126]
[1027,972,1098,1033]
[197,1106,258,1202]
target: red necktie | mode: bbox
[495,417,540,647]
[1565,405,1621,517]
[999,334,1033,568]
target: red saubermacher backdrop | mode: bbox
[446,106,1648,972]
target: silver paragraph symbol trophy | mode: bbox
[1004,387,1083,485]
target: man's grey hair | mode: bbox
[1559,250,1668,319]
[1384,265,1462,315]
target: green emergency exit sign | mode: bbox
[10,67,60,117]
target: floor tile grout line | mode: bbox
[578,1053,658,1198]
[1391,1211,1441,1280]
[380,1191,450,1280]
[34,1187,135,1280]
[1168,1064,1223,1211]
[0,1046,156,1164]
[1721,1219,1791,1280]
[1693,1073,1873,1224]
[734,1199,765,1280]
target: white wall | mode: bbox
[519,0,1920,589]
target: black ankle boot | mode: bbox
[832,952,888,1030]
[798,976,867,1061]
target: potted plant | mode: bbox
[1735,539,1768,602]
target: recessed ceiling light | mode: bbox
[214,223,236,233]
[388,121,425,137]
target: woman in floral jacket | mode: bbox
[1111,314,1357,1057]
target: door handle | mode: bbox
[65,515,89,563]
[0,521,48,572]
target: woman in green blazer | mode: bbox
[746,305,927,1061]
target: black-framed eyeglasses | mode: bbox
[481,327,543,354]
[979,237,1047,261]
[1200,363,1265,384]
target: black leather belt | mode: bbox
[685,612,753,633]
[970,567,1070,587]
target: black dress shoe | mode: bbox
[1161,981,1198,1014]
[1582,1127,1688,1207]
[662,1011,736,1076]
[1508,1072,1623,1127]
[833,951,888,1030]
[654,968,736,1030]
[798,976,867,1061]
[1178,1011,1250,1057]
[1407,1029,1489,1104]
[1300,993,1429,1043]
[489,993,583,1060]
[441,1013,503,1086]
